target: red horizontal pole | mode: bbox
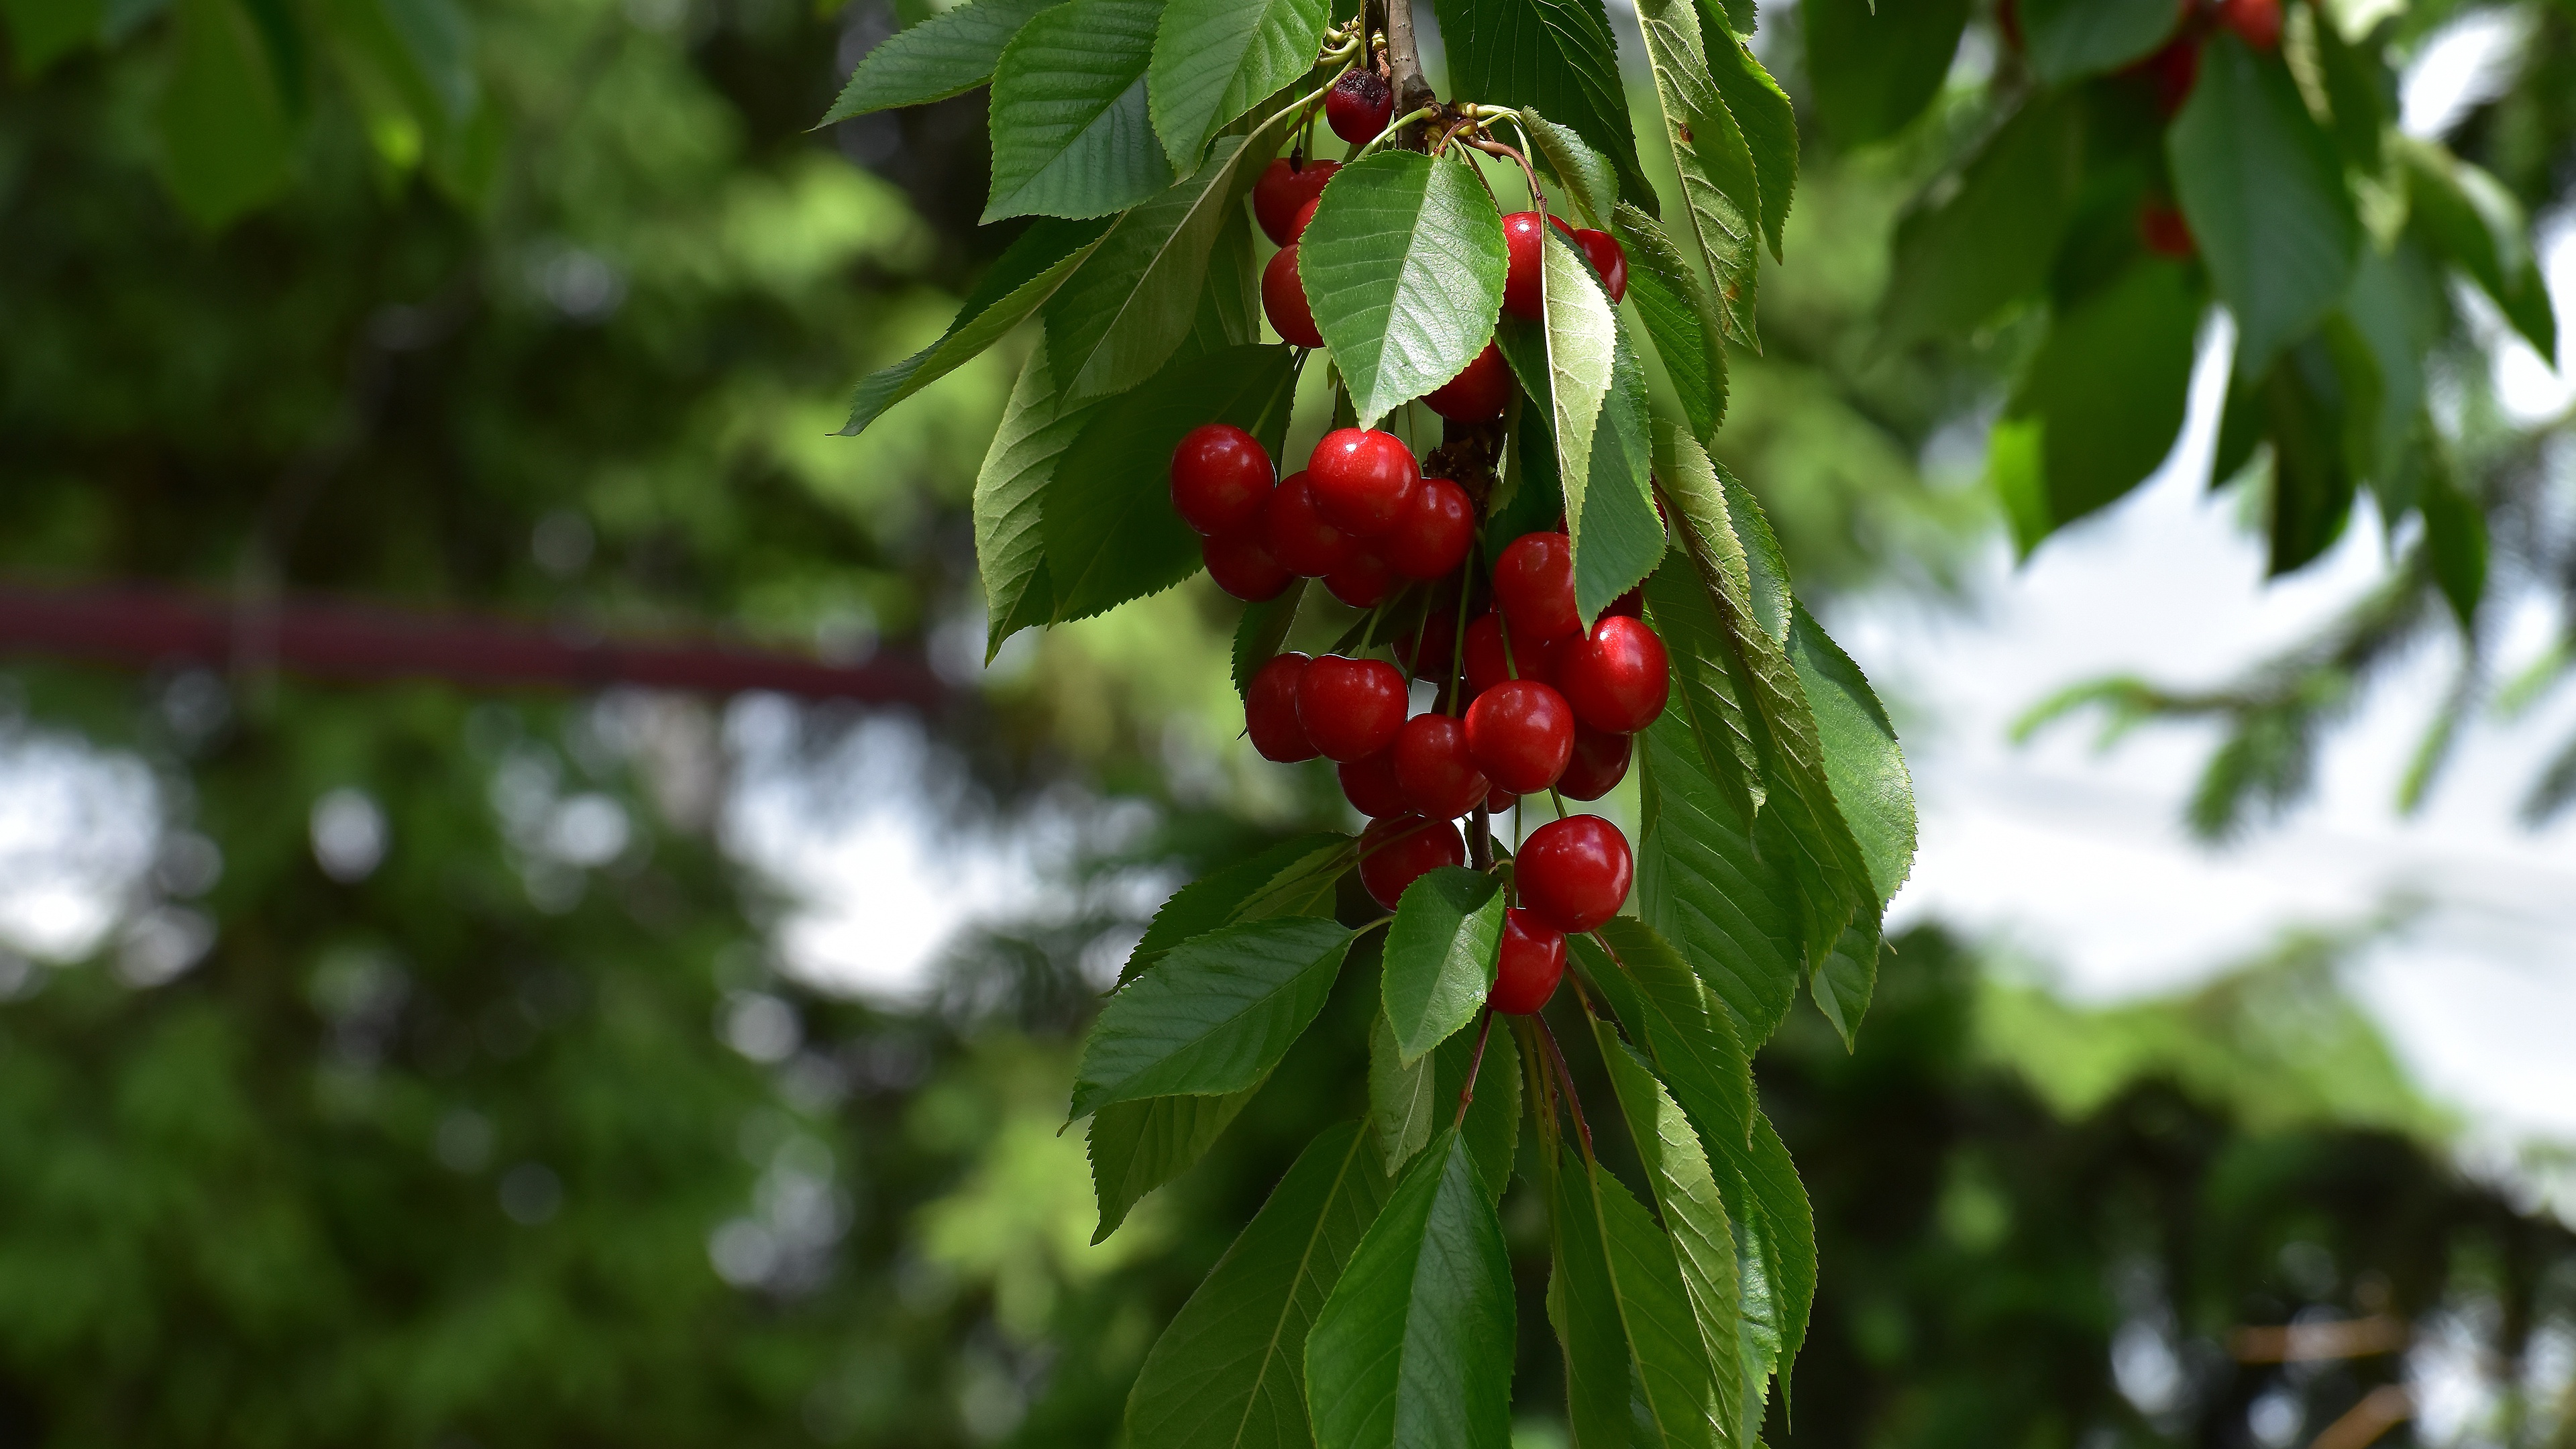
[0,581,949,708]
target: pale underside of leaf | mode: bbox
[1542,227,1617,531]
[975,335,1104,657]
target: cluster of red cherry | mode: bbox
[1170,420,1671,1019]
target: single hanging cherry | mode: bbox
[1487,908,1566,1014]
[1557,615,1670,735]
[1338,747,1409,819]
[1263,244,1324,348]
[1169,423,1274,536]
[1307,429,1420,538]
[1245,653,1318,761]
[1464,678,1574,794]
[1391,713,1489,820]
[1516,815,1633,933]
[1493,531,1581,643]
[1358,813,1466,910]
[1326,68,1393,146]
[1295,654,1407,762]
[1253,158,1338,246]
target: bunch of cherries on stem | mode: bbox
[1171,422,1672,1022]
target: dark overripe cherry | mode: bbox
[1358,813,1466,910]
[1245,653,1318,761]
[1392,713,1489,820]
[1382,477,1474,580]
[1253,158,1338,246]
[1464,678,1574,794]
[1324,550,1399,608]
[1556,723,1632,801]
[1558,615,1670,735]
[1326,68,1393,146]
[1263,244,1324,348]
[1423,343,1511,423]
[1338,747,1409,818]
[1203,523,1292,601]
[1171,423,1275,536]
[1296,654,1407,762]
[1493,531,1580,643]
[1516,814,1632,933]
[1265,471,1358,577]
[1307,429,1421,538]
[1487,908,1566,1014]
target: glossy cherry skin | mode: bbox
[1326,68,1393,145]
[1245,653,1318,761]
[1397,605,1460,677]
[1558,615,1670,734]
[1485,782,1519,813]
[1307,428,1421,538]
[1464,678,1574,794]
[1391,713,1490,820]
[1488,908,1567,1014]
[1492,531,1581,643]
[1287,195,1323,246]
[1338,747,1410,818]
[1382,477,1474,580]
[1515,814,1633,933]
[1501,211,1549,319]
[1358,813,1468,910]
[1462,612,1564,697]
[1423,343,1511,423]
[1253,158,1338,246]
[1171,423,1275,536]
[1296,654,1408,762]
[1573,229,1627,303]
[1203,523,1293,601]
[1556,723,1632,801]
[2216,0,2280,49]
[1324,549,1400,608]
[1263,244,1324,348]
[1265,471,1358,577]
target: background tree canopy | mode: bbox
[2,0,2574,1446]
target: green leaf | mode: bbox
[1615,205,1729,441]
[1808,915,1880,1052]
[1570,325,1664,625]
[843,215,1110,438]
[2257,330,2369,576]
[2310,2,2385,170]
[1434,0,1652,206]
[1448,1017,1519,1201]
[822,0,1060,121]
[1126,832,1358,985]
[3,0,104,76]
[2422,452,2485,631]
[157,0,295,229]
[1787,603,1913,905]
[2401,139,2559,362]
[1881,91,2084,343]
[1090,1092,1259,1244]
[2341,241,2435,488]
[1125,1122,1397,1449]
[1536,228,1617,524]
[1702,22,1797,260]
[1148,0,1326,167]
[977,335,1102,657]
[2017,0,2178,84]
[1044,342,1299,622]
[1383,867,1505,1065]
[1368,1009,1440,1175]
[1300,151,1509,429]
[984,0,1173,223]
[1800,0,1968,145]
[2001,258,2202,537]
[1548,1144,1723,1449]
[2169,33,2360,373]
[1521,107,1621,229]
[1594,1022,1743,1449]
[1070,916,1354,1121]
[1193,202,1267,354]
[1046,131,1281,401]
[1232,581,1308,697]
[1578,917,1754,1152]
[1715,1112,1816,1406]
[1635,0,1761,344]
[1306,1130,1515,1449]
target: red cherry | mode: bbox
[2134,38,2200,117]
[1485,782,1519,813]
[1487,908,1566,1014]
[1392,713,1489,819]
[1171,423,1275,536]
[1324,549,1400,608]
[1358,813,1466,911]
[1307,429,1421,539]
[1287,195,1323,246]
[1265,470,1358,576]
[1203,522,1293,601]
[1424,343,1512,423]
[1253,158,1339,246]
[1264,244,1324,348]
[1574,229,1627,303]
[1606,588,1643,619]
[1493,531,1580,643]
[1556,723,1632,801]
[2139,200,2195,258]
[1326,68,1394,146]
[2216,0,2279,49]
[1397,606,1460,677]
[1464,678,1574,794]
[1296,654,1408,762]
[1339,747,1410,818]
[1501,211,1548,320]
[1462,612,1562,696]
[1516,814,1632,933]
[1558,616,1670,735]
[1382,477,1474,580]
[1246,653,1318,761]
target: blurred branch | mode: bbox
[2227,1314,2407,1364]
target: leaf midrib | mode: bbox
[1225,1125,1368,1449]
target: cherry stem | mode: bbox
[1447,546,1476,718]
[1355,105,1439,161]
[1468,136,1544,215]
[1537,1014,1593,1161]
[1452,1006,1497,1128]
[1547,786,1566,819]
